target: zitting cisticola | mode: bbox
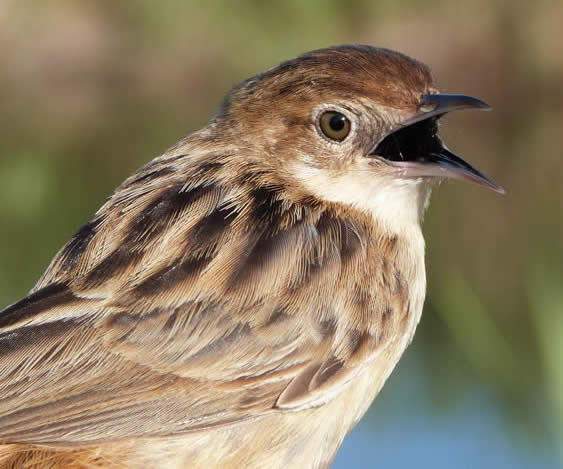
[0,45,502,468]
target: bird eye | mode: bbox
[319,111,351,142]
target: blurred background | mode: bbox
[0,1,561,467]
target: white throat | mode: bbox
[294,164,432,235]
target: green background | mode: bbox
[0,1,561,467]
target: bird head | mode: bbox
[211,45,503,233]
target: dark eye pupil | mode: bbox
[329,114,346,131]
[318,110,350,142]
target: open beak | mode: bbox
[375,94,505,194]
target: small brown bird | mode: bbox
[0,45,502,468]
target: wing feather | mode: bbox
[0,152,398,445]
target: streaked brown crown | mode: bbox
[218,45,434,120]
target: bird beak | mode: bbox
[403,94,492,126]
[394,144,506,194]
[380,94,505,194]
